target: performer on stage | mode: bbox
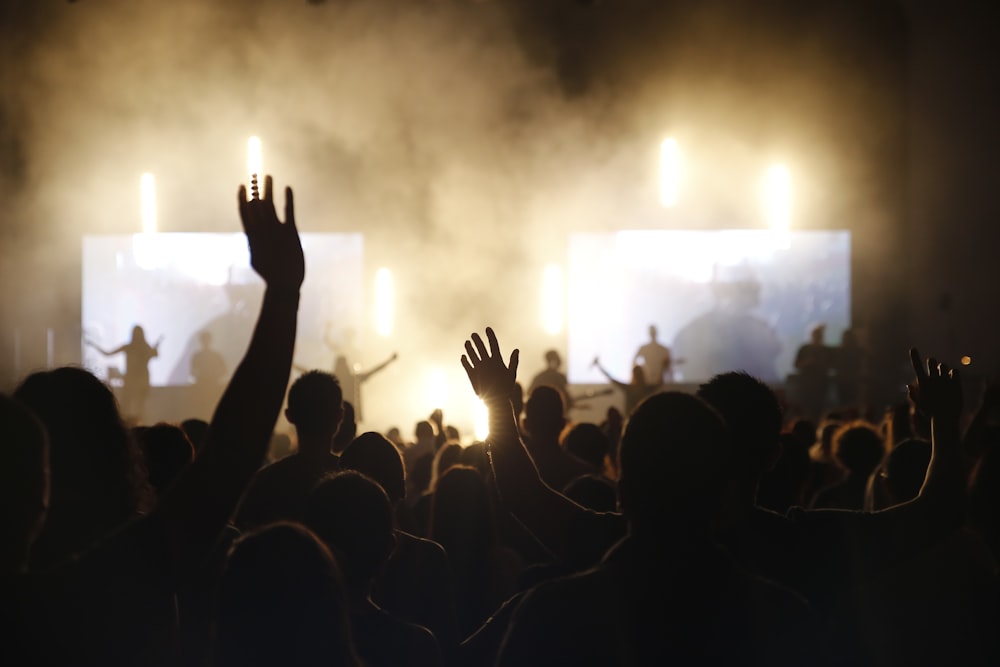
[633,324,675,384]
[87,324,162,423]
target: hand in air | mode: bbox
[907,348,962,422]
[461,327,519,402]
[238,175,305,290]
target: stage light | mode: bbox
[659,137,680,207]
[764,164,791,232]
[247,136,262,190]
[474,398,489,442]
[541,264,564,335]
[374,267,394,337]
[961,355,972,366]
[140,173,156,234]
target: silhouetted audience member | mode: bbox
[411,442,464,535]
[133,422,195,498]
[235,370,344,530]
[498,391,817,666]
[0,394,49,575]
[339,432,458,656]
[756,432,811,514]
[404,420,438,502]
[521,386,597,492]
[180,417,210,454]
[14,367,153,571]
[6,175,306,666]
[560,421,611,471]
[429,465,523,639]
[303,471,443,667]
[810,421,886,510]
[214,522,362,667]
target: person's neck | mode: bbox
[296,433,334,459]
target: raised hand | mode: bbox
[907,347,962,421]
[237,175,305,291]
[461,327,519,402]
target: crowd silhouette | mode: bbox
[2,176,999,666]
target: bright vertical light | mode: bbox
[660,137,680,207]
[426,367,449,412]
[140,173,156,234]
[474,398,489,442]
[374,268,395,337]
[247,136,262,183]
[541,264,564,335]
[764,164,792,232]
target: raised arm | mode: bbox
[593,356,626,389]
[358,351,398,383]
[156,175,304,580]
[462,328,588,561]
[820,348,965,565]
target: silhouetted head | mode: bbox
[879,438,931,505]
[697,372,783,481]
[459,442,490,478]
[285,371,343,446]
[414,420,436,442]
[216,522,360,667]
[648,324,658,341]
[0,394,49,573]
[134,422,194,497]
[431,442,464,491]
[561,422,609,468]
[428,465,496,560]
[14,367,150,568]
[810,324,825,345]
[618,392,732,534]
[303,471,396,586]
[832,421,886,477]
[339,431,406,505]
[131,325,147,344]
[544,349,562,369]
[630,364,646,387]
[198,331,212,348]
[523,385,566,440]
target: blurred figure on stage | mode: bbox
[528,349,569,400]
[633,324,674,384]
[189,330,228,415]
[87,324,161,423]
[794,323,832,420]
[334,352,398,424]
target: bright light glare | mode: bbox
[541,265,564,335]
[247,136,262,182]
[426,367,449,412]
[961,355,972,366]
[374,268,394,337]
[140,173,156,234]
[660,138,680,207]
[474,398,489,442]
[764,164,791,232]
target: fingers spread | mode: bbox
[509,348,520,377]
[465,340,478,364]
